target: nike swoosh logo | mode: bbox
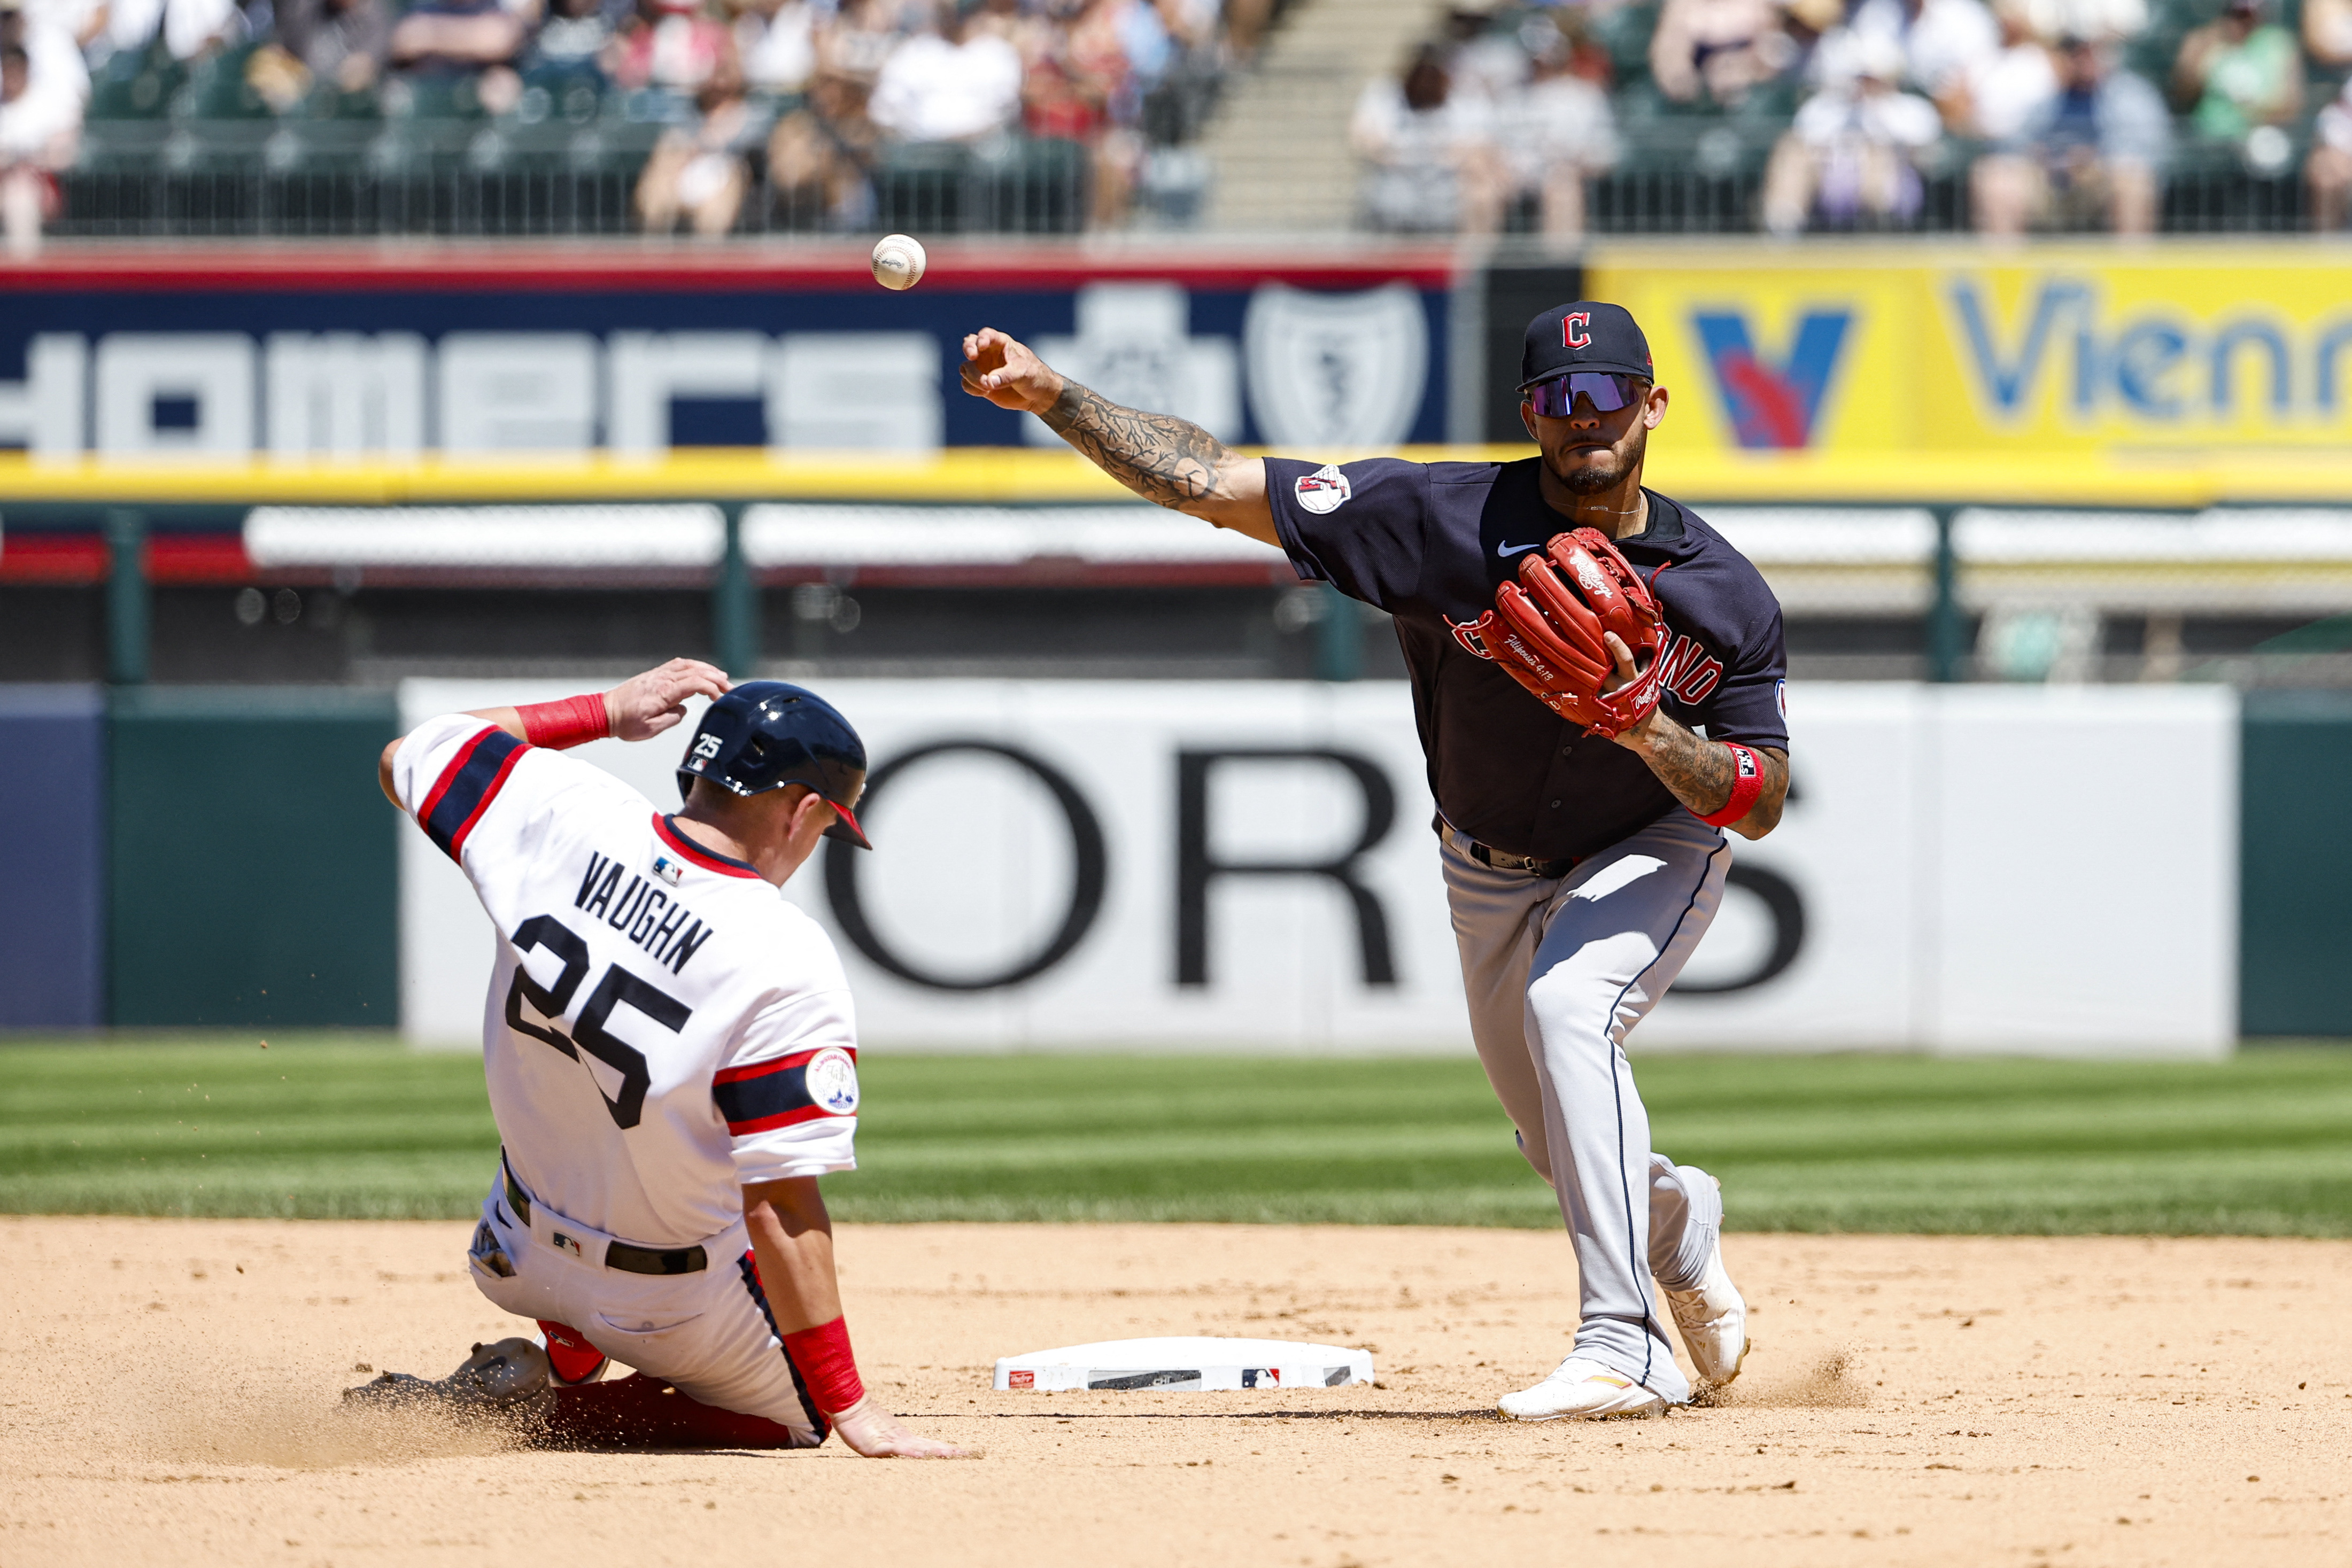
[1497,540,1544,558]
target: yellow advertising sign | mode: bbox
[1588,244,2352,457]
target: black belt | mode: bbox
[503,1155,707,1277]
[1437,813,1580,879]
[1468,840,1580,878]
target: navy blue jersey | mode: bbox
[1265,455,1789,862]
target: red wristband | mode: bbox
[516,693,610,750]
[1698,743,1765,827]
[780,1315,865,1416]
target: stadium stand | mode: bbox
[20,0,2347,243]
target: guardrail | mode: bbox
[13,447,2352,686]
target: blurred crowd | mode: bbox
[2,0,1279,251]
[1353,0,2352,236]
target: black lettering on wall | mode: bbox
[1175,749,1397,988]
[1672,864,1806,995]
[824,741,1108,992]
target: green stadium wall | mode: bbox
[104,687,398,1029]
[2240,692,2352,1038]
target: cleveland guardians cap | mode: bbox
[1520,301,1654,389]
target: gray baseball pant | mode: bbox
[1441,810,1732,1403]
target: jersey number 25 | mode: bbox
[503,913,693,1130]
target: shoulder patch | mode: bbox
[806,1046,860,1115]
[1776,679,1788,720]
[1294,464,1351,515]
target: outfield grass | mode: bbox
[3,1037,2351,1235]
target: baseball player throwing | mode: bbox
[354,660,962,1457]
[962,301,1789,1420]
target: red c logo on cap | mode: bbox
[1563,312,1591,350]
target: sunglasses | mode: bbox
[1525,371,1647,417]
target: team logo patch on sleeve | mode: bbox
[713,1046,861,1134]
[805,1047,860,1115]
[1294,465,1351,515]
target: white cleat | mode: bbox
[1665,1237,1749,1390]
[1497,1357,1670,1422]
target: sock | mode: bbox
[1646,1155,1722,1292]
[545,1373,814,1450]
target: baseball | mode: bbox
[871,234,926,291]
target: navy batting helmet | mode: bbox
[676,681,871,849]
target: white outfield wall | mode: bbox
[398,680,2239,1059]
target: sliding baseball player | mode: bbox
[962,301,1789,1419]
[352,660,962,1457]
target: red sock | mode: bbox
[536,1320,610,1386]
[545,1373,811,1450]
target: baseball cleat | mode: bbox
[1496,1357,1670,1422]
[1665,1230,1748,1390]
[343,1337,555,1414]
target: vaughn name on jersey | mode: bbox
[391,713,863,1251]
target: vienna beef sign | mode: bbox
[1589,244,2352,457]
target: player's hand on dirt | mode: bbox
[960,328,1063,416]
[829,1395,971,1459]
[605,658,732,742]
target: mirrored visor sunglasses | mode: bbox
[1526,371,1645,417]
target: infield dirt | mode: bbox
[3,1215,2346,1567]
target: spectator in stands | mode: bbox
[524,0,616,94]
[2172,0,2301,143]
[762,0,901,228]
[1972,33,2167,231]
[1350,42,1504,233]
[732,0,815,94]
[767,65,879,224]
[15,0,89,114]
[96,0,243,63]
[868,0,1023,143]
[389,0,527,114]
[811,0,899,85]
[1498,12,1620,238]
[2306,0,2352,67]
[1762,33,1943,233]
[275,0,392,96]
[607,0,738,98]
[1649,0,1796,107]
[0,38,74,258]
[1835,0,2000,120]
[636,56,754,234]
[2020,0,2145,45]
[1948,0,2057,144]
[2309,77,2352,226]
[1053,0,1147,228]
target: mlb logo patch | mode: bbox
[650,852,684,888]
[1241,1368,1280,1388]
[552,1232,584,1259]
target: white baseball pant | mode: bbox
[1441,809,1732,1403]
[465,1169,827,1445]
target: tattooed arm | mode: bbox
[960,327,1278,545]
[1599,632,1790,839]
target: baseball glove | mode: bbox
[1462,527,1667,739]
